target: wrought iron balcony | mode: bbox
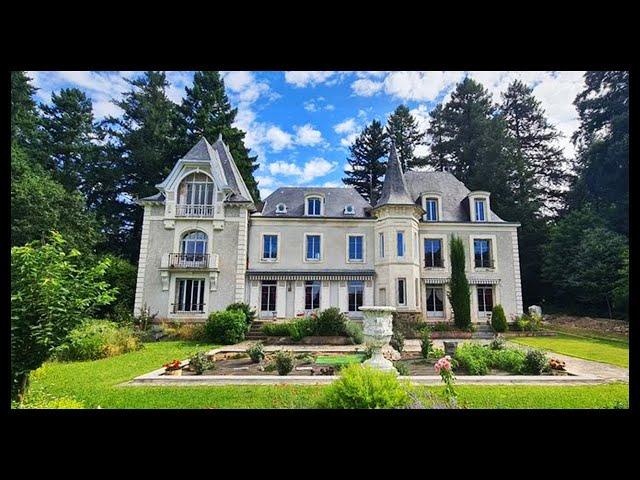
[171,302,206,314]
[175,203,215,217]
[168,253,210,269]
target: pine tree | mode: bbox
[570,71,629,235]
[11,71,45,164]
[342,120,388,204]
[179,71,261,201]
[40,88,96,192]
[448,236,471,329]
[386,105,427,171]
[500,80,569,216]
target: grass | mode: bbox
[315,354,365,366]
[511,333,628,368]
[544,324,629,343]
[20,341,628,409]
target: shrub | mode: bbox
[432,322,452,332]
[189,351,215,375]
[489,348,526,373]
[99,255,137,323]
[345,320,364,344]
[489,335,506,350]
[54,319,141,361]
[394,362,410,376]
[262,322,293,336]
[161,322,207,341]
[491,305,507,332]
[318,364,411,409]
[429,347,445,359]
[420,329,432,359]
[205,310,247,344]
[134,304,158,331]
[522,349,547,375]
[247,342,266,363]
[454,343,490,375]
[226,302,256,328]
[274,350,294,376]
[315,307,348,336]
[289,317,316,341]
[390,330,405,353]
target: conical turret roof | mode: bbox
[375,141,414,207]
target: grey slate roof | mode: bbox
[212,135,254,204]
[260,187,372,218]
[375,141,414,207]
[404,170,505,222]
[140,192,166,203]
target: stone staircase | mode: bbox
[472,324,495,339]
[246,320,271,340]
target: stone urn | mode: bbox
[359,306,397,374]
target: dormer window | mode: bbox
[275,203,287,214]
[306,196,322,216]
[475,199,486,222]
[344,204,355,215]
[424,198,438,221]
[467,191,491,222]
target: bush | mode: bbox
[134,304,158,331]
[394,362,410,376]
[289,317,316,341]
[420,329,432,359]
[247,342,266,363]
[274,350,294,376]
[489,348,526,373]
[226,302,256,328]
[491,305,507,333]
[489,335,506,350]
[390,330,405,353]
[429,347,445,359]
[318,364,411,409]
[522,349,547,375]
[262,322,293,336]
[189,351,215,375]
[160,322,207,341]
[99,255,137,323]
[454,343,490,375]
[315,307,348,336]
[205,310,247,344]
[54,319,141,361]
[345,320,364,344]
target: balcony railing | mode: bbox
[424,259,444,268]
[171,303,206,314]
[169,253,210,269]
[175,203,214,217]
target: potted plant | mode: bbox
[163,359,183,376]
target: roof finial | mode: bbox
[217,132,223,143]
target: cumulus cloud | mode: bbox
[294,124,324,146]
[284,71,337,87]
[351,78,383,97]
[268,157,337,183]
[265,126,294,151]
[334,118,358,135]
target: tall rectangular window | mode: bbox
[175,279,205,312]
[306,235,321,261]
[305,280,321,310]
[477,285,493,313]
[397,231,405,258]
[379,232,385,258]
[425,198,438,221]
[307,197,321,216]
[475,199,486,221]
[348,281,364,312]
[426,286,444,317]
[261,280,277,311]
[474,239,492,268]
[424,239,443,268]
[397,278,406,305]
[348,235,364,261]
[262,235,278,260]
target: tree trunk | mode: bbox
[15,373,29,403]
[605,295,613,320]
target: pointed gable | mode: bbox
[375,141,414,207]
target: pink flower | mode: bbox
[434,356,452,374]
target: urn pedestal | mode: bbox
[359,306,397,374]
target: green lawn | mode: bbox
[510,333,629,368]
[315,354,365,366]
[21,341,628,409]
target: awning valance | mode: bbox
[247,270,375,281]
[423,277,501,285]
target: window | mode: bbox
[348,235,364,262]
[397,231,405,258]
[180,231,208,264]
[307,197,322,216]
[475,199,486,222]
[275,203,287,214]
[348,281,364,312]
[177,173,215,216]
[474,239,492,268]
[379,233,385,258]
[424,239,443,268]
[306,235,321,261]
[397,278,406,305]
[262,235,278,261]
[426,286,444,317]
[261,280,277,312]
[415,278,419,307]
[305,280,321,310]
[344,204,355,215]
[175,279,205,312]
[424,198,438,221]
[477,285,493,314]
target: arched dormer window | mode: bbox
[467,191,491,222]
[179,230,208,267]
[344,204,355,215]
[177,172,215,217]
[275,203,287,214]
[305,195,323,216]
[421,193,442,222]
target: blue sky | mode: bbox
[28,71,585,199]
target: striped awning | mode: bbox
[247,270,375,281]
[424,277,501,285]
[423,277,449,285]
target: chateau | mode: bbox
[134,136,523,323]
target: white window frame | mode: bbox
[468,192,491,222]
[397,277,407,306]
[305,195,323,216]
[347,280,364,312]
[469,234,498,272]
[423,235,446,269]
[346,234,365,263]
[261,232,280,262]
[275,203,287,214]
[421,193,443,222]
[344,204,355,215]
[476,285,494,316]
[305,280,321,311]
[425,285,445,317]
[260,280,277,312]
[303,233,323,263]
[475,199,487,222]
[174,278,206,313]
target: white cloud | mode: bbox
[325,104,335,111]
[265,126,294,151]
[304,96,335,112]
[322,181,343,187]
[340,132,359,148]
[334,118,358,135]
[268,157,336,183]
[294,124,324,146]
[351,78,383,97]
[284,71,337,87]
[382,71,465,101]
[409,104,431,133]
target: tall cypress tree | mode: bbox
[40,88,96,192]
[386,105,427,171]
[179,71,261,201]
[342,120,388,205]
[449,236,471,329]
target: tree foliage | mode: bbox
[386,105,427,171]
[11,232,116,400]
[448,236,471,329]
[11,71,42,157]
[342,120,388,204]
